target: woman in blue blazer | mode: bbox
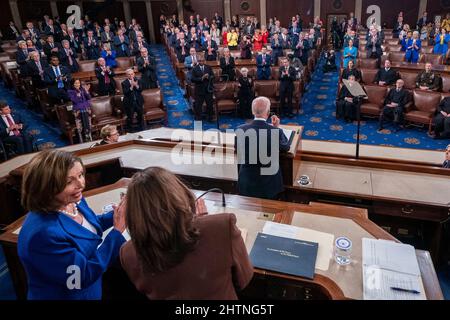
[434,28,450,56]
[100,43,117,68]
[18,150,127,300]
[405,31,421,63]
[343,39,357,68]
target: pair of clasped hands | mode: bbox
[111,194,209,233]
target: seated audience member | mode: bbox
[342,59,361,82]
[405,31,421,63]
[93,124,120,146]
[43,55,72,103]
[17,149,127,299]
[378,79,408,132]
[443,145,450,168]
[240,35,253,60]
[100,25,114,44]
[336,75,361,122]
[66,27,81,53]
[114,29,130,57]
[416,63,440,91]
[432,96,450,139]
[100,43,117,68]
[133,35,151,57]
[68,79,92,142]
[279,58,296,118]
[343,39,357,68]
[184,47,199,83]
[0,101,33,154]
[95,57,116,96]
[366,28,383,64]
[83,30,101,60]
[227,27,239,50]
[175,37,189,62]
[26,51,48,88]
[220,48,236,81]
[256,47,272,80]
[120,167,253,299]
[60,40,79,73]
[323,50,337,73]
[203,35,218,61]
[122,68,145,132]
[237,68,254,118]
[374,60,399,86]
[434,28,450,56]
[271,33,283,65]
[43,35,61,59]
[137,48,157,89]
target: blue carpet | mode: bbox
[0,246,16,300]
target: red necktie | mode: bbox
[67,49,73,65]
[6,115,20,136]
[103,67,110,84]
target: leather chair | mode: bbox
[404,90,441,132]
[388,51,405,63]
[358,58,378,69]
[90,96,126,135]
[361,68,378,84]
[422,53,444,65]
[360,85,388,117]
[386,39,400,46]
[271,67,280,80]
[214,82,237,115]
[388,44,402,52]
[55,104,77,144]
[116,57,135,69]
[141,88,167,125]
[399,72,417,90]
[113,76,128,94]
[442,74,450,92]
[421,46,434,54]
[78,60,97,73]
[212,67,222,82]
[254,80,279,114]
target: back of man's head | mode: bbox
[252,97,271,118]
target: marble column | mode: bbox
[224,0,231,22]
[50,1,59,18]
[123,0,132,27]
[145,0,156,44]
[9,0,22,29]
[260,0,266,26]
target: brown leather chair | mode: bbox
[254,80,279,114]
[55,104,77,144]
[358,58,378,69]
[388,44,402,52]
[212,67,222,82]
[360,85,388,117]
[386,39,400,46]
[404,90,441,132]
[271,67,280,80]
[422,53,444,65]
[78,60,97,72]
[421,46,434,54]
[116,57,135,69]
[141,88,167,125]
[214,82,237,115]
[113,76,128,94]
[388,51,405,63]
[361,68,378,84]
[442,74,450,92]
[90,96,126,134]
[399,72,417,90]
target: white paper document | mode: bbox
[362,238,425,300]
[262,221,334,271]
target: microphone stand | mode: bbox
[355,96,365,159]
[196,188,226,207]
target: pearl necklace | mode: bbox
[60,203,78,217]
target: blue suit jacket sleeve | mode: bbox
[278,127,291,152]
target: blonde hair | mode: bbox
[100,124,117,140]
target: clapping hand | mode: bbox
[82,83,91,92]
[271,114,281,127]
[113,197,127,233]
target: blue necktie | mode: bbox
[55,67,64,89]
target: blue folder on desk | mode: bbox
[249,233,318,280]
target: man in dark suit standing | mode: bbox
[122,69,144,132]
[65,27,81,54]
[42,35,61,59]
[59,40,79,73]
[5,21,20,40]
[0,102,33,154]
[137,47,157,90]
[44,19,61,42]
[83,30,100,60]
[95,57,116,96]
[374,60,399,86]
[43,55,72,103]
[256,47,272,80]
[191,58,215,121]
[26,51,48,88]
[132,35,150,57]
[235,97,291,199]
[113,29,130,57]
[432,96,450,139]
[417,12,428,31]
[100,25,115,45]
[16,41,31,76]
[378,79,408,132]
[278,58,296,118]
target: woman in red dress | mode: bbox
[261,25,269,45]
[252,29,263,52]
[221,26,228,47]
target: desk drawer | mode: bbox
[372,201,449,222]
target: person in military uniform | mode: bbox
[415,63,441,91]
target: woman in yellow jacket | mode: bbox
[227,27,239,50]
[441,13,450,32]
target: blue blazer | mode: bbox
[256,54,272,80]
[18,197,126,300]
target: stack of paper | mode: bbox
[362,238,426,300]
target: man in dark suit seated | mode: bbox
[0,102,33,154]
[43,55,72,103]
[256,47,272,80]
[374,60,399,86]
[100,25,114,44]
[278,58,296,118]
[175,37,190,63]
[42,35,61,58]
[121,68,145,132]
[336,75,362,122]
[378,79,408,132]
[95,57,116,96]
[203,34,218,61]
[235,97,291,200]
[132,35,150,57]
[113,29,130,57]
[137,47,157,90]
[83,30,100,60]
[443,145,450,168]
[26,51,48,88]
[59,40,79,73]
[191,57,215,121]
[432,96,450,139]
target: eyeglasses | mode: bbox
[109,131,119,136]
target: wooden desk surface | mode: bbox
[391,62,450,74]
[72,68,132,80]
[0,178,442,300]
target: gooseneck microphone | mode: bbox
[195,188,226,207]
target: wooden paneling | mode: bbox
[130,1,149,38]
[17,0,51,24]
[267,0,314,28]
[151,0,177,43]
[0,1,14,32]
[321,0,355,19]
[182,0,224,23]
[230,0,260,22]
[82,0,124,24]
[361,0,420,28]
[427,0,450,22]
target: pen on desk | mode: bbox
[390,287,420,294]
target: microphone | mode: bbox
[196,188,226,207]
